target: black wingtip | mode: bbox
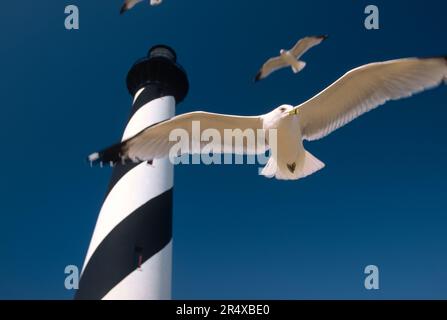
[418,55,447,63]
[120,4,128,14]
[317,34,329,40]
[443,56,447,82]
[87,141,129,167]
[254,70,262,82]
[416,55,447,84]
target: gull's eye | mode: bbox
[279,107,286,112]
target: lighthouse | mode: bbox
[76,45,189,300]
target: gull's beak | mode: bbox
[289,108,299,116]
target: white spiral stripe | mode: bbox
[102,240,173,300]
[82,158,173,272]
[133,87,145,104]
[123,96,175,140]
[82,96,175,272]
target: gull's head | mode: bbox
[280,49,286,55]
[263,105,295,126]
[276,104,294,118]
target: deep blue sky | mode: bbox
[1,0,446,299]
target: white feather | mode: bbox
[295,57,447,141]
[121,112,264,162]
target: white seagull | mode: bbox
[89,56,447,180]
[255,35,328,82]
[120,0,162,14]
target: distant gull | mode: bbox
[255,35,328,82]
[89,57,447,180]
[120,0,162,14]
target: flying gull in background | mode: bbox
[255,35,328,82]
[120,0,162,14]
[89,57,447,180]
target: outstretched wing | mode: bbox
[255,56,287,81]
[294,57,447,141]
[88,111,265,165]
[120,0,144,14]
[290,35,327,59]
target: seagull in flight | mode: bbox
[255,35,328,82]
[120,0,162,14]
[89,56,447,180]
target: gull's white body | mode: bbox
[261,106,324,179]
[280,50,306,74]
[89,57,447,180]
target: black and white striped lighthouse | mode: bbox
[76,45,189,300]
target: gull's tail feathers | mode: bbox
[260,150,325,180]
[299,150,325,178]
[291,61,306,74]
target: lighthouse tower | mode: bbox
[76,45,189,300]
